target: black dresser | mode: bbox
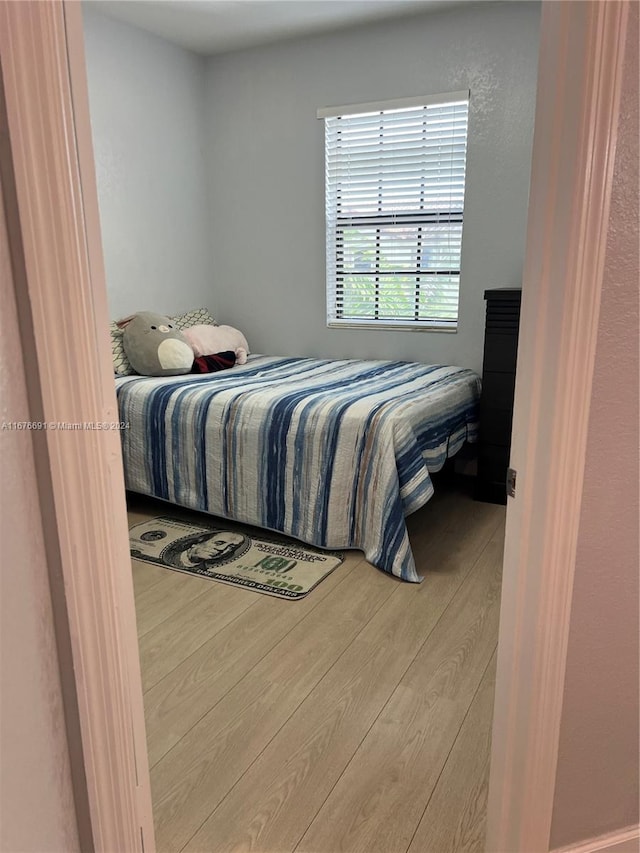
[475,288,522,504]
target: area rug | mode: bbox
[129,516,344,600]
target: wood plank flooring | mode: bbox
[128,477,505,853]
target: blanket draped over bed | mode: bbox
[116,355,480,582]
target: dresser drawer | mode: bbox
[483,332,519,373]
[486,306,521,333]
[478,442,510,475]
[478,404,514,447]
[480,371,516,409]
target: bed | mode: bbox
[116,354,480,582]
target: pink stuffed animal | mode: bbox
[182,324,249,365]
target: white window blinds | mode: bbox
[321,93,469,329]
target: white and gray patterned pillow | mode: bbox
[110,321,135,376]
[172,308,217,331]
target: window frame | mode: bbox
[319,91,470,332]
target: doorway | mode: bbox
[0,1,633,851]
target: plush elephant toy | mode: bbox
[117,311,194,376]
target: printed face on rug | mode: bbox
[140,529,167,542]
[162,530,249,569]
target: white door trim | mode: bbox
[0,2,154,850]
[0,1,631,851]
[486,2,630,852]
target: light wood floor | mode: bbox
[128,476,505,853]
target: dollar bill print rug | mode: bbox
[129,516,344,600]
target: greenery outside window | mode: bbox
[319,92,469,330]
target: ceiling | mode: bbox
[88,0,470,56]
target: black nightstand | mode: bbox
[475,288,522,504]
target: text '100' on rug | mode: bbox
[129,516,344,600]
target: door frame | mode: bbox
[0,2,153,851]
[486,2,630,850]
[0,2,630,852]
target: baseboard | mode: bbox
[554,825,640,853]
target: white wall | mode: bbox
[550,3,639,846]
[83,8,212,320]
[203,1,540,373]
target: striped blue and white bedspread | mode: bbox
[116,355,480,582]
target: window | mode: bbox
[319,92,469,330]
